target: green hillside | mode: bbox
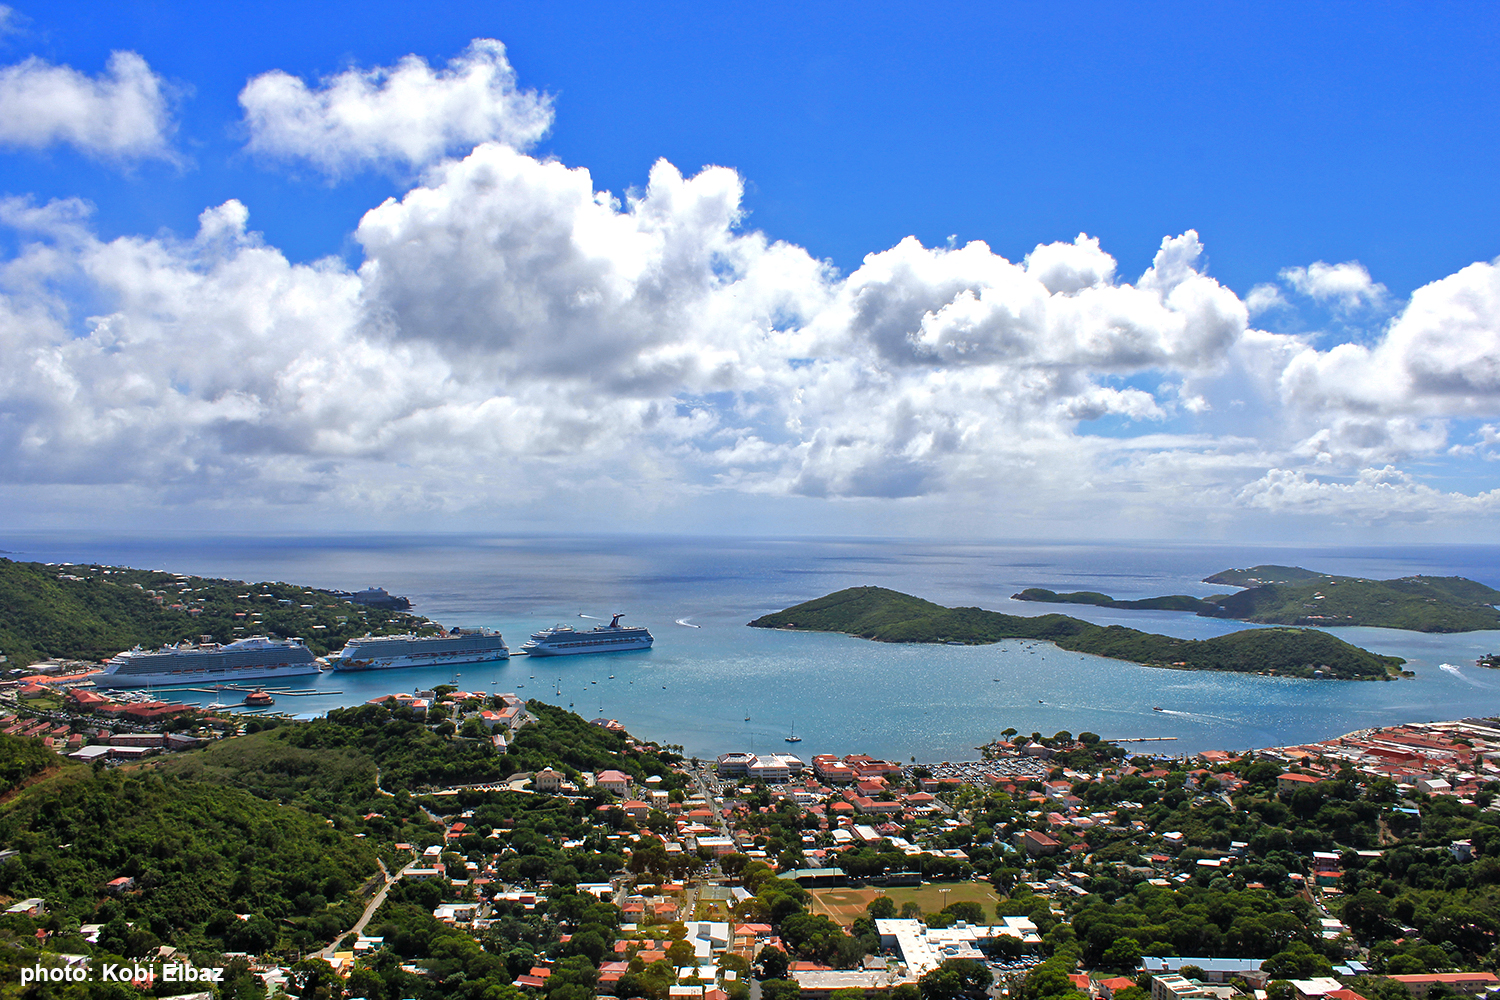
[0,765,379,955]
[0,557,436,667]
[1013,588,1215,612]
[1201,565,1326,587]
[749,586,1404,679]
[1203,568,1500,632]
[1011,565,1500,633]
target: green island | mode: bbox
[1011,589,1214,613]
[0,558,436,668]
[1012,564,1500,633]
[749,586,1404,680]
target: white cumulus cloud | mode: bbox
[239,39,553,176]
[1238,466,1500,521]
[5,70,1500,534]
[0,50,177,162]
[1280,259,1388,311]
[1279,258,1500,420]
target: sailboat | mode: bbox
[785,722,802,744]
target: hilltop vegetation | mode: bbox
[0,766,378,956]
[1202,565,1327,587]
[0,557,435,667]
[750,587,1403,679]
[0,696,693,992]
[0,732,59,796]
[1012,589,1214,612]
[1204,567,1500,632]
[1013,564,1500,633]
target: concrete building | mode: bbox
[747,754,805,783]
[1386,974,1500,998]
[875,918,1039,978]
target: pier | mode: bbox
[180,685,336,696]
[1106,736,1178,743]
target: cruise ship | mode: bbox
[333,628,509,671]
[95,635,320,689]
[519,615,653,657]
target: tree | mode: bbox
[757,946,790,981]
[1101,937,1141,971]
[942,901,986,925]
[290,959,345,1000]
[761,980,802,1000]
[667,939,696,966]
[920,960,993,1000]
[1263,943,1332,979]
[868,896,897,920]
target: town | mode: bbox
[1,658,1498,1000]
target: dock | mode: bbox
[180,685,336,696]
[1107,736,1178,743]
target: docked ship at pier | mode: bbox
[94,635,320,689]
[333,628,509,671]
[519,615,653,657]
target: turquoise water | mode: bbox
[7,534,1499,760]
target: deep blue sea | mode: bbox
[6,534,1500,762]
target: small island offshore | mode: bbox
[1013,565,1500,633]
[749,587,1406,680]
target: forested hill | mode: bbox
[749,587,1404,680]
[1201,566,1500,632]
[0,557,435,667]
[0,700,692,992]
[1012,565,1500,633]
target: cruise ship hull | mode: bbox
[521,636,653,657]
[333,630,509,672]
[94,661,323,689]
[333,648,511,671]
[95,637,322,689]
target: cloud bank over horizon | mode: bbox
[2,39,1499,537]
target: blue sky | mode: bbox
[2,1,1499,540]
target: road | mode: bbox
[316,857,416,963]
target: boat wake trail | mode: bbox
[675,618,701,628]
[1439,663,1496,688]
[1154,708,1241,723]
[578,613,602,619]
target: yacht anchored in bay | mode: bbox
[333,628,509,671]
[520,615,653,657]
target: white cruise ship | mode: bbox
[95,635,320,689]
[520,615,653,657]
[333,628,509,671]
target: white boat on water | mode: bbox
[520,614,653,657]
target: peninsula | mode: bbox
[0,557,434,668]
[749,586,1405,680]
[1013,564,1500,632]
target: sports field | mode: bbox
[809,883,1001,927]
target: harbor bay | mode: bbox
[7,532,1500,760]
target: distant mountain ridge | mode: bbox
[1012,564,1500,633]
[749,586,1404,680]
